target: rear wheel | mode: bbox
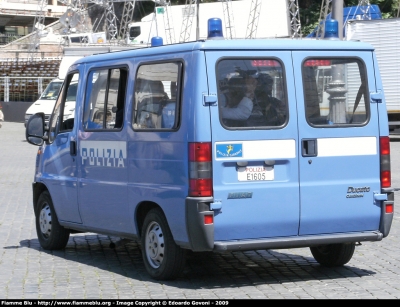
[141,208,186,280]
[310,243,355,267]
[36,191,70,250]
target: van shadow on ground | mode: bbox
[3,234,377,288]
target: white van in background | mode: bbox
[24,52,85,128]
[61,32,107,46]
[24,78,63,127]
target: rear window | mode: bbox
[302,58,369,126]
[217,58,288,129]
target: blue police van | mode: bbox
[26,19,394,280]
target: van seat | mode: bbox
[136,80,171,129]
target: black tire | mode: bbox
[141,208,186,280]
[310,243,356,267]
[35,191,70,250]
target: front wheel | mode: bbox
[310,243,355,267]
[141,208,186,280]
[35,191,70,250]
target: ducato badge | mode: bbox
[346,186,370,198]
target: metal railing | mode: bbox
[0,76,55,102]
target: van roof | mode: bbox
[72,38,375,66]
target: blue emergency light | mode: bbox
[324,19,339,40]
[151,36,163,47]
[207,18,224,39]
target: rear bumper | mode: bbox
[380,188,394,238]
[186,197,214,251]
[186,195,391,252]
[213,231,383,252]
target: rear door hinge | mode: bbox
[203,94,218,106]
[370,90,383,103]
[210,201,222,211]
[374,192,387,204]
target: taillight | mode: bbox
[380,137,391,188]
[386,203,394,214]
[189,142,213,197]
[204,215,213,225]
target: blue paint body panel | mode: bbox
[31,37,393,252]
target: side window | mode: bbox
[133,62,181,130]
[48,72,79,143]
[302,58,369,126]
[83,67,127,130]
[217,59,288,129]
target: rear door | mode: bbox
[205,51,300,241]
[292,51,382,235]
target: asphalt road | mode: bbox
[1,122,400,300]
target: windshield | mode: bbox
[70,36,88,43]
[129,26,141,38]
[40,81,63,100]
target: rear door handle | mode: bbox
[302,139,317,157]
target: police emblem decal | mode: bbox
[216,143,243,158]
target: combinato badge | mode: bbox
[216,143,243,158]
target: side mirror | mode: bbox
[26,113,47,146]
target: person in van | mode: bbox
[220,72,285,127]
[255,73,286,126]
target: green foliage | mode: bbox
[299,0,399,36]
[298,1,321,37]
[344,0,398,17]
